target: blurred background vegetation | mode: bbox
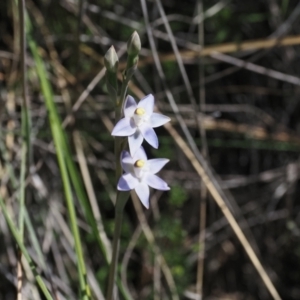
[1,0,300,299]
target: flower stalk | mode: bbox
[106,30,170,300]
[113,32,141,181]
[106,32,141,300]
[106,191,129,300]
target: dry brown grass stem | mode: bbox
[131,192,179,300]
[141,34,300,65]
[183,117,300,144]
[163,121,281,300]
[73,131,112,261]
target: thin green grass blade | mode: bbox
[0,196,53,300]
[18,138,27,240]
[0,132,55,294]
[18,0,31,243]
[27,33,91,300]
[24,208,47,270]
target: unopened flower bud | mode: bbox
[104,46,118,72]
[127,31,141,56]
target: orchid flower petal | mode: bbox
[121,151,133,173]
[139,124,158,149]
[145,174,170,191]
[150,113,170,128]
[137,94,154,116]
[135,182,150,209]
[124,95,137,118]
[128,130,143,155]
[147,158,169,174]
[133,146,147,161]
[117,173,139,190]
[111,118,136,136]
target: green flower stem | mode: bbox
[107,62,136,300]
[107,33,140,299]
[116,81,126,120]
[113,33,140,179]
[106,82,131,299]
[114,77,130,181]
[106,192,129,300]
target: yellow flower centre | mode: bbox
[134,159,145,168]
[135,108,145,116]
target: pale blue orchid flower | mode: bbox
[111,94,170,155]
[117,147,170,209]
